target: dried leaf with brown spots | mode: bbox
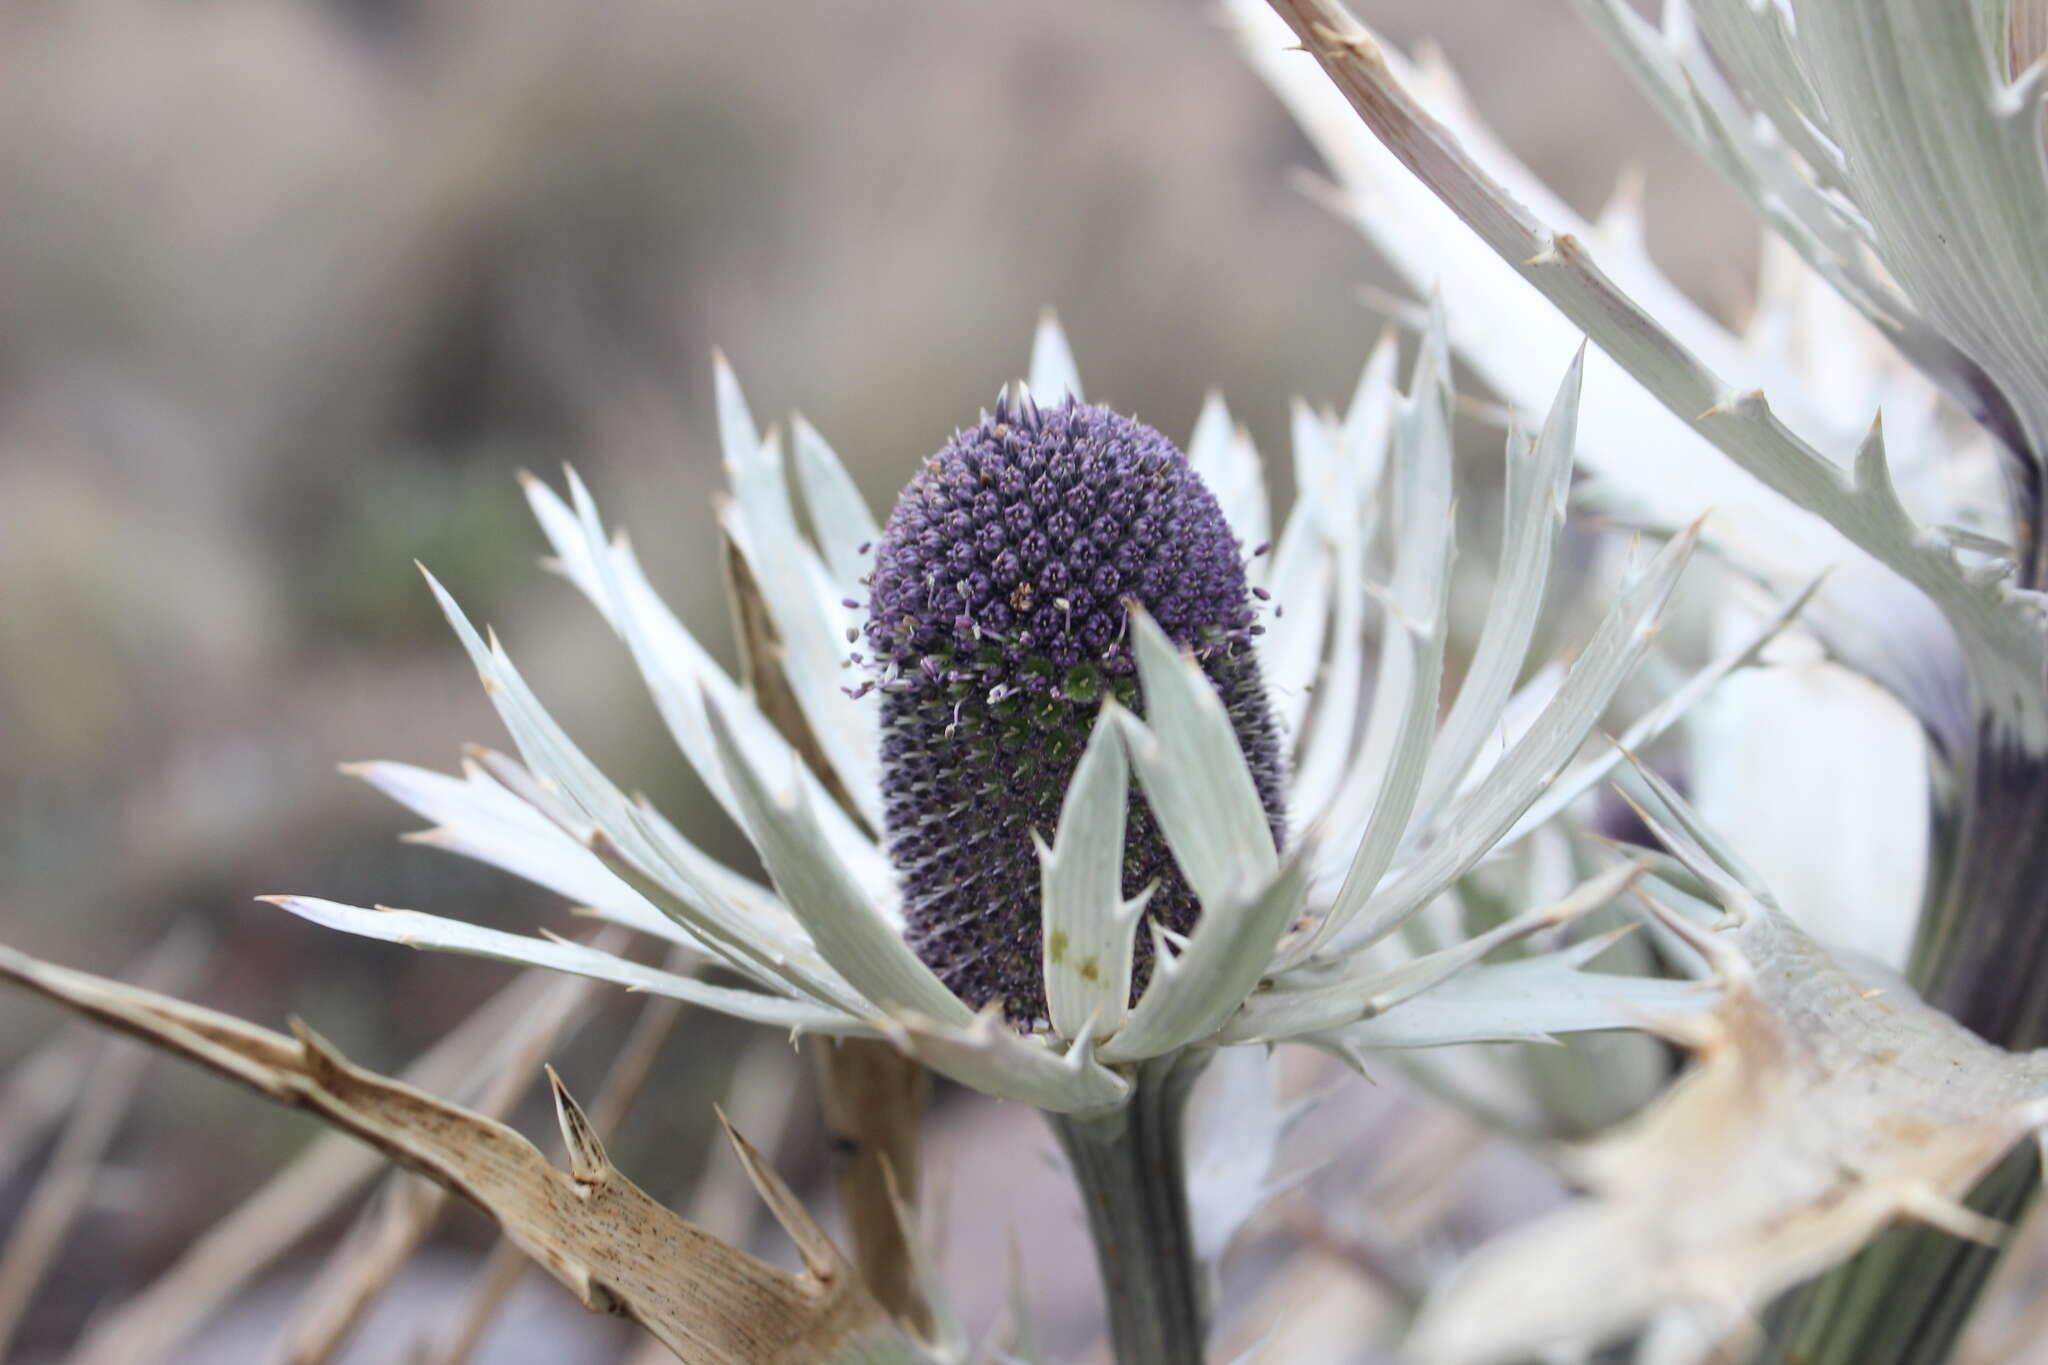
[0,940,890,1365]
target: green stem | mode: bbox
[1048,1051,1210,1365]
[1911,741,2048,1047]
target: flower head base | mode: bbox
[867,394,1286,1020]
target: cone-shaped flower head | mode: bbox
[865,391,1286,1021]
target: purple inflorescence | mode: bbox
[863,391,1286,1024]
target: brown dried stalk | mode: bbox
[67,964,573,1365]
[273,951,609,1364]
[425,989,685,1365]
[0,940,886,1364]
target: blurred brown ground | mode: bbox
[0,0,1750,1359]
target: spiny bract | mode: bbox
[864,391,1286,1023]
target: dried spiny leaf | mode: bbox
[0,941,888,1365]
[69,965,572,1365]
[1407,909,2048,1364]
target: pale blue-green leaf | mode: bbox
[1339,327,1401,508]
[712,348,762,472]
[421,569,851,1005]
[1236,859,1641,1042]
[1114,611,1279,910]
[1237,0,2048,748]
[1501,576,1819,846]
[715,501,881,830]
[264,897,860,1034]
[706,698,974,1027]
[880,1011,1130,1114]
[1793,0,2048,471]
[1039,713,1142,1040]
[1311,933,1714,1051]
[715,359,881,824]
[1256,495,1332,747]
[1101,849,1309,1063]
[518,475,894,905]
[1289,397,1343,538]
[349,758,715,953]
[1297,343,1457,952]
[1334,525,1697,953]
[1306,336,1460,843]
[1187,390,1271,553]
[563,463,867,871]
[1286,404,1371,824]
[1414,346,1582,821]
[1573,0,1984,421]
[1612,756,1779,925]
[454,741,865,1011]
[791,415,882,596]
[1689,0,1837,172]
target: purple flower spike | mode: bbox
[865,394,1286,1023]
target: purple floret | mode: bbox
[864,392,1286,1025]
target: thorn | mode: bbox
[289,1017,349,1085]
[550,1066,611,1186]
[1898,1185,2006,1246]
[1309,20,1381,64]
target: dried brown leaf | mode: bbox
[0,941,885,1365]
[277,951,608,1364]
[70,964,570,1365]
[426,989,684,1365]
[1408,909,2048,1364]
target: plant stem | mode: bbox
[1911,741,2048,1048]
[1760,740,2048,1363]
[1049,1050,1210,1365]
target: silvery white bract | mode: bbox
[1232,0,2048,972]
[272,315,1740,1117]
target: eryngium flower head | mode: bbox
[288,316,1714,1116]
[866,393,1286,1021]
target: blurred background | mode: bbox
[0,0,1754,1359]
